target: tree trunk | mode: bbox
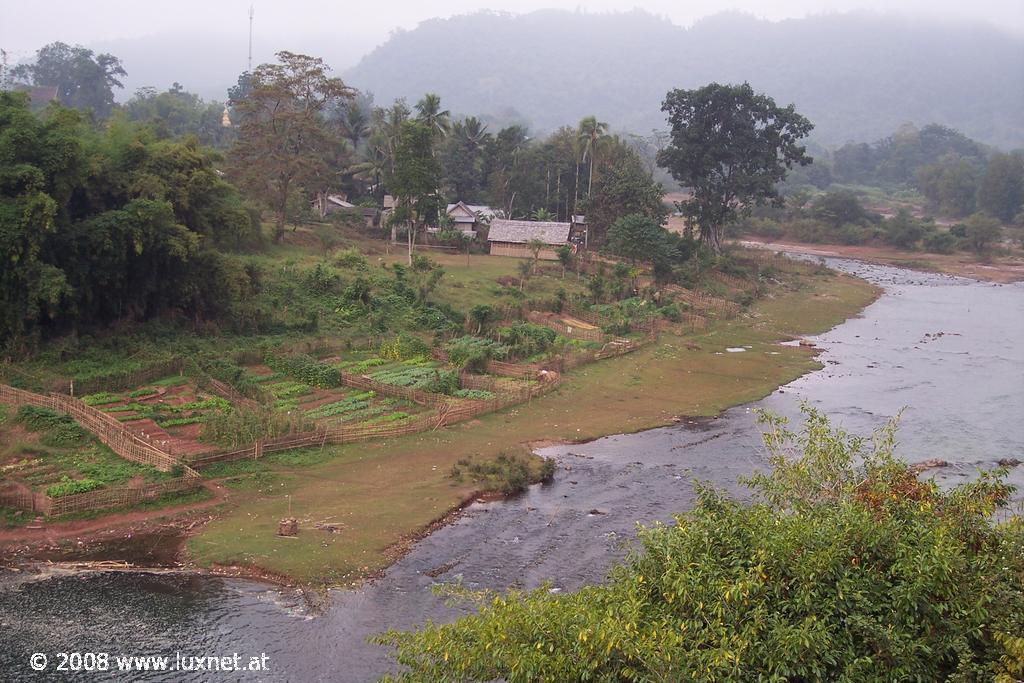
[407,220,414,265]
[588,155,595,199]
[706,224,723,254]
[274,179,290,243]
[572,164,580,216]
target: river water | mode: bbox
[2,260,1022,681]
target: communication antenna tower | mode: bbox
[248,5,254,73]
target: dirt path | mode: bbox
[740,238,1024,284]
[0,481,230,550]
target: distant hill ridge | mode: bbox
[345,9,1024,149]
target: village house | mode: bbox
[487,218,572,260]
[570,214,588,246]
[314,193,378,227]
[431,201,497,238]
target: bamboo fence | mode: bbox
[41,476,202,517]
[525,311,607,342]
[665,285,742,319]
[0,383,202,517]
[337,370,448,406]
[51,357,186,397]
[564,304,659,335]
[0,322,657,514]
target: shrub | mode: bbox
[923,231,959,254]
[446,452,545,496]
[201,407,313,447]
[497,323,557,359]
[265,353,340,388]
[379,334,431,361]
[444,337,510,370]
[378,407,1024,682]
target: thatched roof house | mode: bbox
[487,219,571,259]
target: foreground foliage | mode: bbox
[377,408,1024,682]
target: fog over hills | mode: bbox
[345,10,1024,149]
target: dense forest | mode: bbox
[346,10,1024,149]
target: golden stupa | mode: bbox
[221,105,232,128]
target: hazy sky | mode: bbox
[2,0,1022,66]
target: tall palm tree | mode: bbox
[372,100,410,176]
[340,104,370,151]
[352,132,389,205]
[415,92,451,138]
[578,115,609,201]
[460,116,489,150]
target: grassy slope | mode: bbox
[187,267,879,585]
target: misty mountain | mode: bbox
[345,10,1024,149]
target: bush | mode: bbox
[837,222,872,245]
[444,337,510,370]
[378,407,1024,682]
[497,323,557,359]
[447,453,547,496]
[884,209,926,249]
[923,231,959,254]
[379,334,430,361]
[265,353,340,388]
[201,407,313,447]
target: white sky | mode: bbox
[2,0,1021,65]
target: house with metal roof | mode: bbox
[487,219,572,260]
[429,201,498,238]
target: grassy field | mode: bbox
[187,265,879,584]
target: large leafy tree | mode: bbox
[390,121,441,264]
[0,92,256,349]
[11,42,125,118]
[977,153,1024,223]
[606,213,676,266]
[916,154,980,218]
[377,408,1024,681]
[658,83,812,252]
[122,83,231,147]
[228,52,354,242]
[441,117,490,201]
[582,144,667,244]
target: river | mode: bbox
[2,259,1022,681]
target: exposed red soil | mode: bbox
[0,481,229,553]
